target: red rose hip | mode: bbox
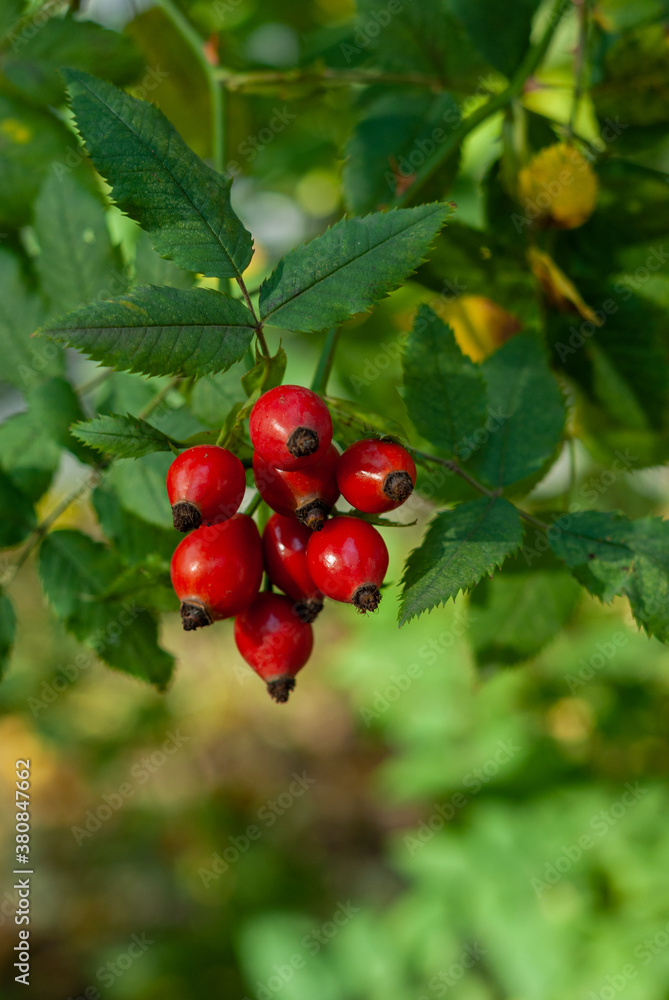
[337,439,417,514]
[249,385,333,471]
[235,593,314,703]
[307,515,389,613]
[170,514,263,630]
[167,444,246,532]
[253,444,340,531]
[262,513,323,623]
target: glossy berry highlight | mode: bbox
[170,514,263,630]
[307,515,389,613]
[249,385,333,472]
[235,592,314,703]
[167,445,246,532]
[337,439,417,514]
[253,444,340,531]
[262,513,323,623]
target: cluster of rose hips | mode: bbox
[167,386,417,703]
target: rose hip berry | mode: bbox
[166,445,246,533]
[262,513,323,623]
[307,515,389,613]
[170,514,263,630]
[253,444,340,531]
[249,385,333,472]
[337,439,417,514]
[234,592,314,703]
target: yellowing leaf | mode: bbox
[430,294,521,361]
[517,142,598,229]
[528,247,604,325]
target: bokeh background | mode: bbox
[2,0,669,997]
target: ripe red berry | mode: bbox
[307,516,389,613]
[253,444,340,531]
[235,593,313,703]
[166,445,246,532]
[249,385,333,471]
[262,513,323,623]
[337,439,417,514]
[170,514,262,630]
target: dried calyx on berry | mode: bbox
[234,593,314,703]
[253,445,340,532]
[249,385,333,471]
[306,516,389,613]
[166,445,246,533]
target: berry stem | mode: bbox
[310,328,340,394]
[236,275,269,358]
[244,491,264,517]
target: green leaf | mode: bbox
[34,172,127,316]
[259,203,452,333]
[451,0,541,77]
[0,0,25,41]
[63,69,253,279]
[38,529,173,689]
[0,411,61,504]
[548,511,669,641]
[39,285,256,379]
[593,23,669,126]
[343,89,460,213]
[0,467,36,548]
[108,452,173,529]
[72,413,177,459]
[399,496,524,624]
[469,562,581,665]
[354,0,488,92]
[402,304,487,457]
[0,94,71,228]
[0,248,56,390]
[0,592,17,682]
[27,376,98,465]
[241,347,287,397]
[189,370,246,428]
[92,484,177,566]
[469,333,566,488]
[3,18,143,106]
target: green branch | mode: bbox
[311,329,340,394]
[153,0,225,173]
[389,0,566,208]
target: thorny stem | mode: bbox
[409,449,549,531]
[568,0,591,138]
[215,67,444,93]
